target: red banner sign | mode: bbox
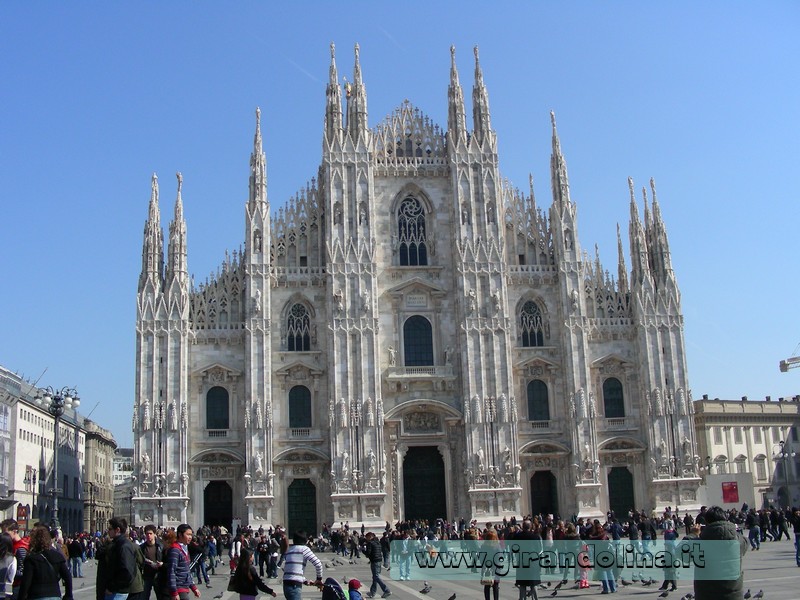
[16,504,28,528]
[721,481,739,504]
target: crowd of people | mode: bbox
[0,504,797,600]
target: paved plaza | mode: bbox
[68,537,799,600]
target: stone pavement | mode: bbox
[70,538,799,600]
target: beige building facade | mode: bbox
[694,396,800,509]
[132,45,700,532]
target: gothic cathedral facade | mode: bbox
[132,45,701,532]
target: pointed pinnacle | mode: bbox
[330,41,335,60]
[176,172,183,194]
[353,42,362,83]
[473,45,483,84]
[650,177,658,203]
[150,173,159,203]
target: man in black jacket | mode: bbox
[139,525,164,600]
[364,532,390,598]
[104,517,138,600]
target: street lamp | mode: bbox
[23,468,37,525]
[775,440,797,509]
[36,386,80,531]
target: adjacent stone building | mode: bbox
[83,420,117,533]
[694,395,800,508]
[132,45,700,532]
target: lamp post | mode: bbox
[36,386,80,531]
[87,482,96,534]
[129,489,134,527]
[775,440,797,509]
[23,469,37,530]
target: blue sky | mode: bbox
[2,2,798,448]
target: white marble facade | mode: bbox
[132,45,700,532]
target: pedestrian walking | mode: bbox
[363,533,390,598]
[281,531,322,600]
[231,548,276,600]
[18,526,72,600]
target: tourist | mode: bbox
[231,548,275,600]
[363,532,390,598]
[281,531,322,600]
[18,526,72,600]
[161,525,201,600]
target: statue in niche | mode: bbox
[491,290,501,314]
[333,203,342,225]
[169,402,178,431]
[666,393,675,415]
[682,438,692,463]
[141,452,151,479]
[444,346,453,365]
[142,400,151,430]
[330,471,337,494]
[461,203,470,225]
[361,290,370,313]
[253,229,262,253]
[376,397,384,423]
[476,447,486,473]
[391,234,398,254]
[359,203,367,226]
[255,399,263,429]
[570,289,579,312]
[254,289,262,314]
[467,289,477,314]
[503,446,512,473]
[588,392,596,418]
[333,290,344,315]
[341,450,350,480]
[266,472,274,496]
[364,398,374,427]
[367,450,377,479]
[388,346,396,367]
[254,452,264,476]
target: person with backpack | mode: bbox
[160,525,200,600]
[18,526,72,600]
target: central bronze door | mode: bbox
[403,446,446,523]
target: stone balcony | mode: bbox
[385,365,456,392]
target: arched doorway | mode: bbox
[204,481,233,529]
[530,471,558,516]
[287,479,318,536]
[607,467,635,517]
[403,446,446,522]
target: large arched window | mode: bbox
[519,301,545,347]
[206,386,229,429]
[527,379,550,421]
[403,315,433,366]
[287,303,311,351]
[602,377,625,418]
[289,385,312,428]
[398,197,428,266]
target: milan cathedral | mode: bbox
[132,44,700,532]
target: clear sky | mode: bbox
[2,2,798,448]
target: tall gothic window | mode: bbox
[519,301,545,347]
[403,315,433,366]
[527,379,550,421]
[602,377,625,418]
[289,385,312,428]
[398,197,428,266]
[206,386,229,429]
[287,303,311,351]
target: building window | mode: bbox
[403,315,433,366]
[753,426,762,443]
[288,385,312,428]
[735,456,747,474]
[398,196,428,266]
[206,386,230,429]
[773,427,781,443]
[713,427,722,445]
[714,456,728,474]
[733,427,743,444]
[287,304,311,351]
[519,301,545,347]
[527,380,550,421]
[602,377,625,418]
